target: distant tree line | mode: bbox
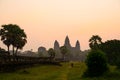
[46,46,68,61]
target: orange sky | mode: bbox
[0,0,120,51]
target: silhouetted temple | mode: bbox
[38,36,88,61]
[54,40,62,58]
[54,36,81,60]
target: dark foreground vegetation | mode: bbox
[84,50,108,77]
[0,62,120,80]
[89,35,120,68]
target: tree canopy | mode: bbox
[85,50,108,77]
[89,35,102,50]
[48,48,56,58]
[99,39,120,66]
[0,24,27,55]
[60,46,68,60]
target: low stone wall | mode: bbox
[0,55,60,72]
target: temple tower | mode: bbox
[54,40,61,58]
[75,40,81,51]
[54,40,60,50]
[64,36,71,49]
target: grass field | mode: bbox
[0,62,120,80]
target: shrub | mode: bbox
[84,50,108,77]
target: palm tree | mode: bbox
[0,24,27,55]
[60,46,68,60]
[13,28,27,55]
[14,38,27,55]
[0,24,13,53]
[89,35,102,50]
[3,40,11,53]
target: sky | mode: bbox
[0,0,120,52]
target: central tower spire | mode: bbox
[64,35,71,48]
[75,40,81,51]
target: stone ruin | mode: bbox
[38,36,89,61]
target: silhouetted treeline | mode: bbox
[99,39,120,66]
[89,35,120,68]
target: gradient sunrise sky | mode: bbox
[0,0,120,51]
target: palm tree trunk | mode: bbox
[15,48,18,55]
[13,46,15,55]
[15,47,19,61]
[7,46,9,52]
[7,46,10,55]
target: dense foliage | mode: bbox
[99,40,120,67]
[0,24,27,55]
[48,48,56,59]
[85,50,108,77]
[89,35,120,68]
[60,46,68,60]
[89,35,102,50]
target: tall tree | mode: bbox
[0,24,13,53]
[0,24,27,55]
[60,46,68,60]
[14,37,27,55]
[12,28,27,55]
[89,35,102,50]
